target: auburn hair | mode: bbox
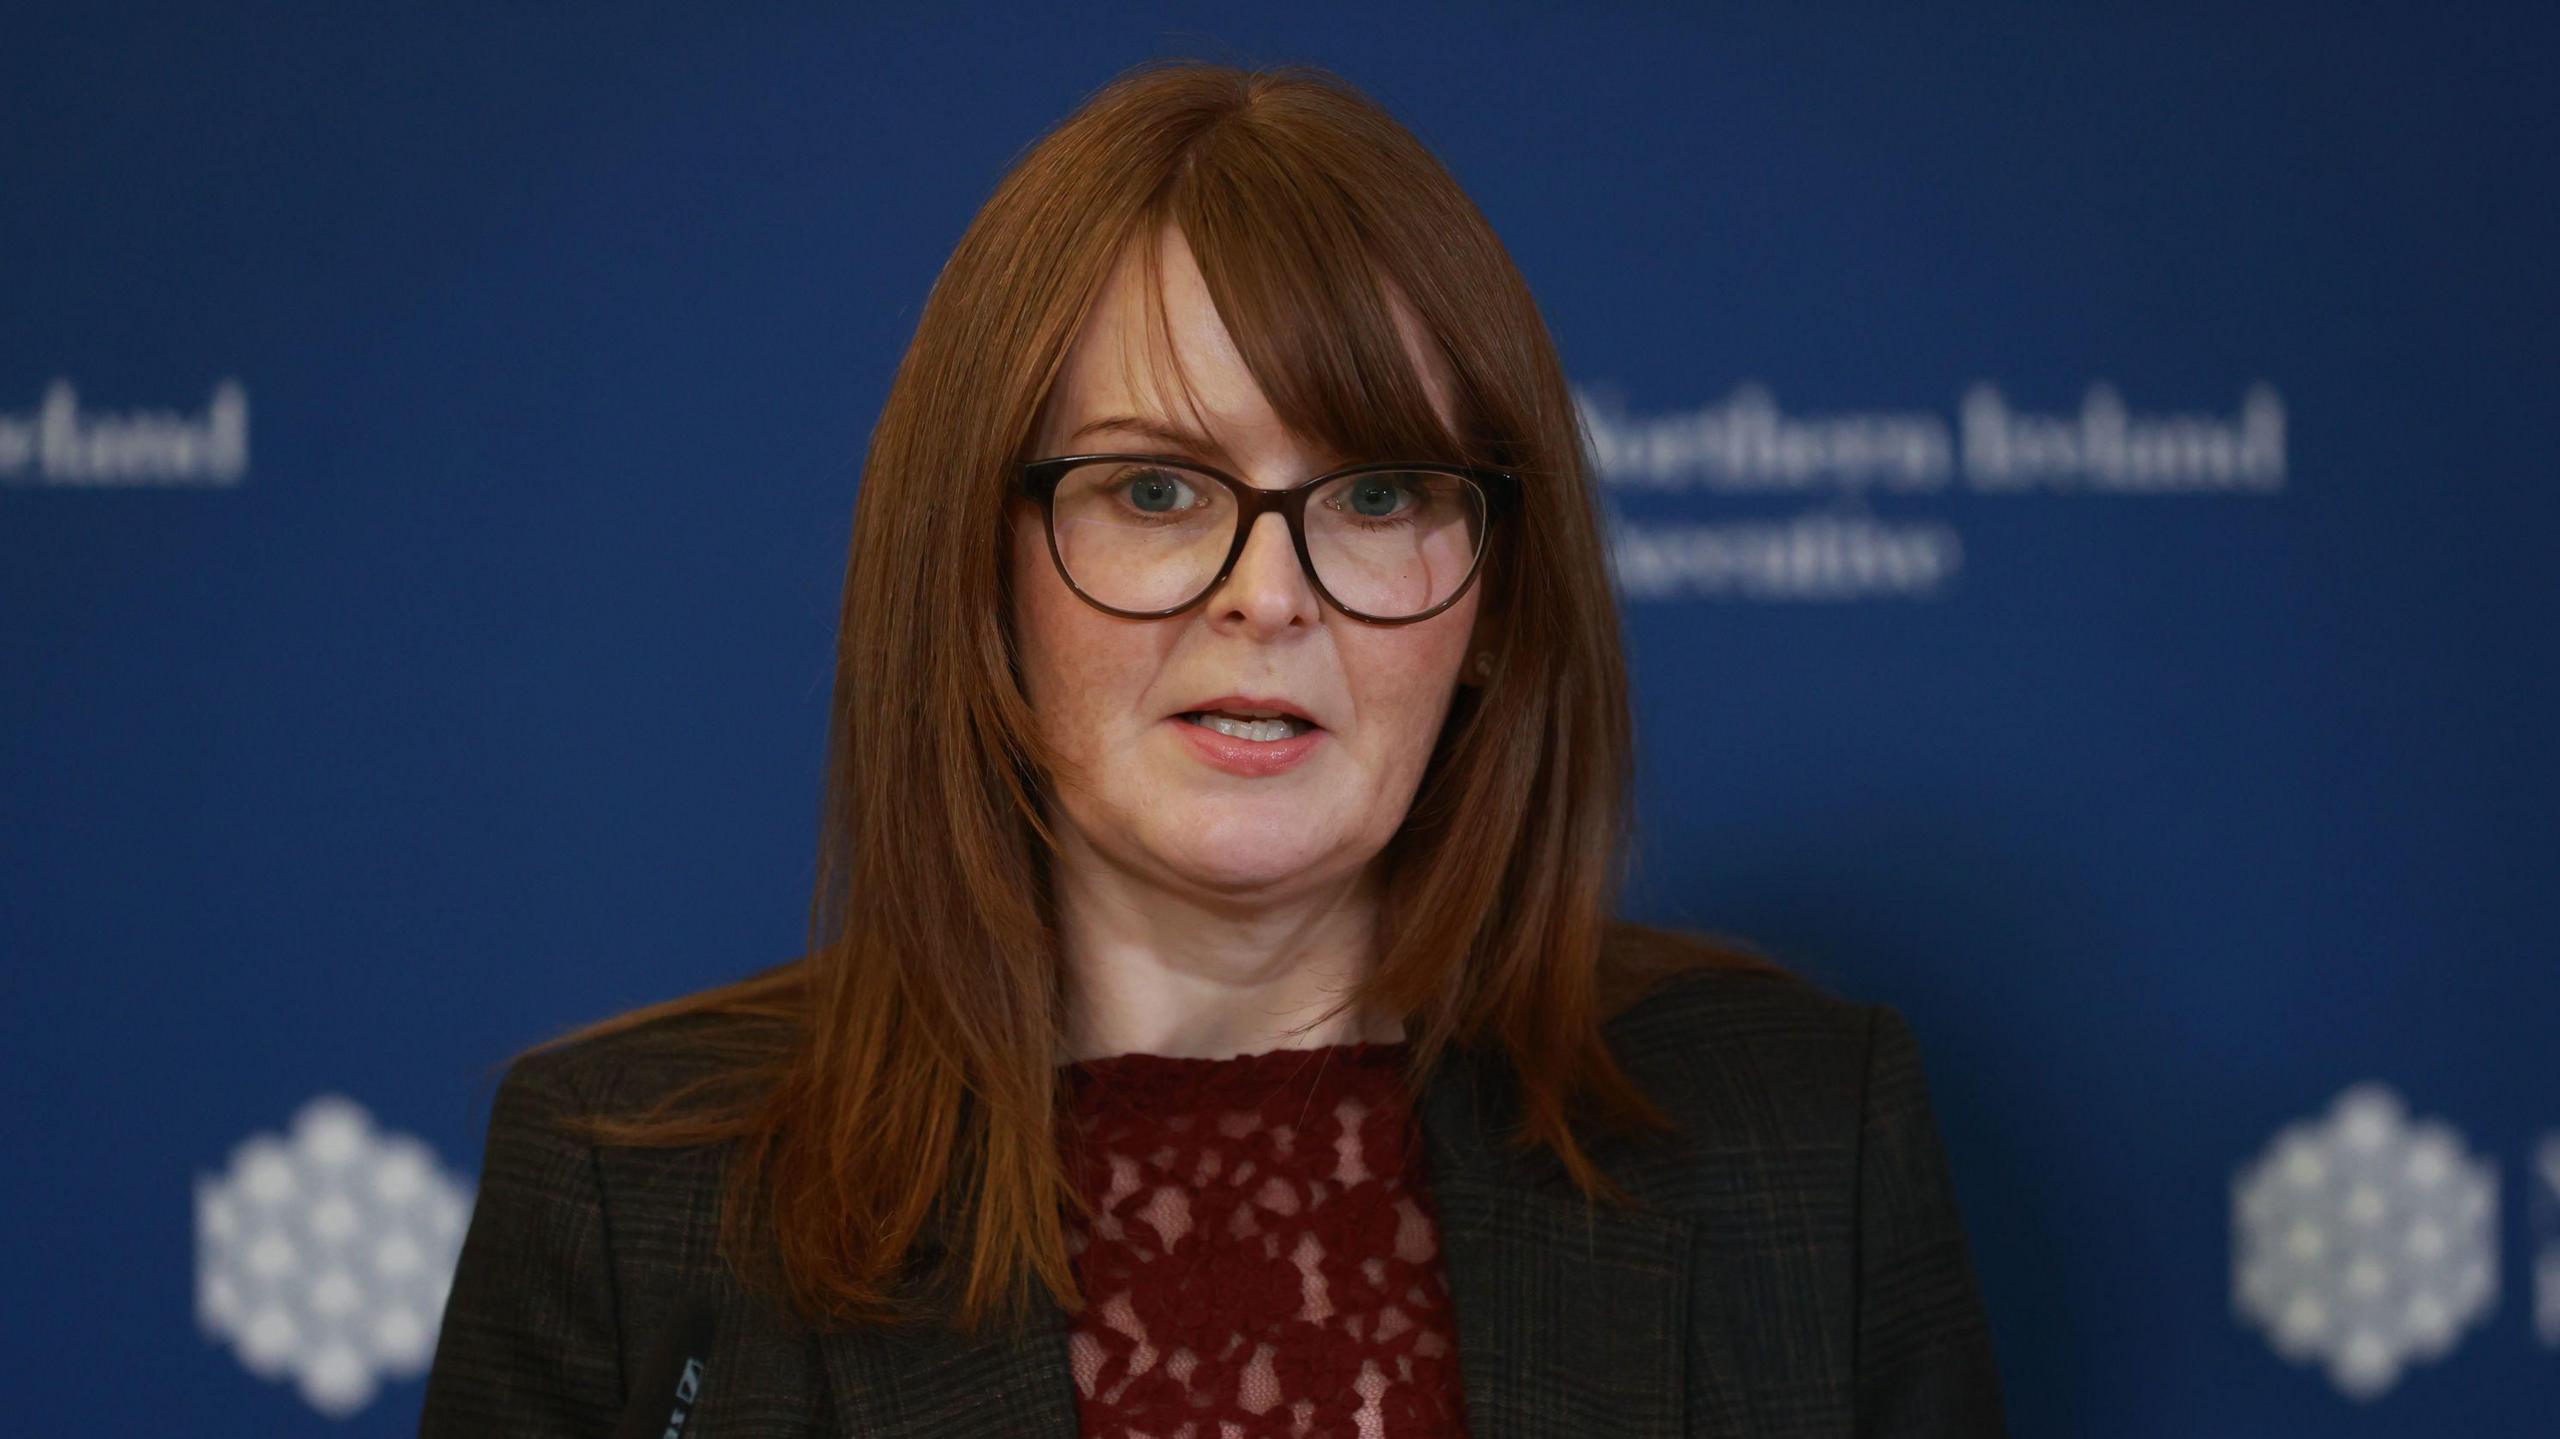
[517,58,1781,1337]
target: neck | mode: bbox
[1050,828,1405,1062]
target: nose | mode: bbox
[1204,507,1321,633]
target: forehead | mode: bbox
[1040,223,1459,454]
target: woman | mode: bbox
[420,60,2006,1439]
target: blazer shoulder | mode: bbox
[1599,918,1870,1049]
[1591,925,2010,1427]
[427,1009,787,1435]
[1594,920,1883,1144]
[483,1008,786,1310]
[503,1007,791,1122]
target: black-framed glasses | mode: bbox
[1016,453,1510,624]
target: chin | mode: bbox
[1154,813,1348,891]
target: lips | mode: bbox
[1167,708,1325,776]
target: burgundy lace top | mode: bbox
[1058,1039,1472,1439]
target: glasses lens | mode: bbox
[1305,469,1487,618]
[1049,461,1238,612]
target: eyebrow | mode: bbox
[1065,414,1232,463]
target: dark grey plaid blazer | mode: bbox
[419,932,2007,1437]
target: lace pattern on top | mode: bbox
[1059,1039,1470,1439]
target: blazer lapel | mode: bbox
[813,1179,1079,1439]
[1419,1041,1732,1439]
[815,1040,1737,1438]
[813,1276,1079,1438]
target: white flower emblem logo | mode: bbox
[195,1095,474,1417]
[2231,1082,2498,1399]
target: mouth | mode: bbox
[1166,704,1326,778]
[1175,710,1319,742]
[1171,693,1323,743]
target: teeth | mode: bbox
[1190,712,1303,742]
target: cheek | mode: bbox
[1007,508,1151,751]
[1345,605,1477,765]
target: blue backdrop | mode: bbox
[5,5,2554,1433]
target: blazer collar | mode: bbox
[816,1038,1739,1438]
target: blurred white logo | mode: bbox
[1577,379,2284,601]
[2231,1082,2499,1400]
[0,378,249,486]
[195,1095,473,1417]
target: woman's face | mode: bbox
[1007,226,1487,903]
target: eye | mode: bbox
[1321,472,1442,530]
[1341,476,1416,519]
[1116,467,1204,515]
